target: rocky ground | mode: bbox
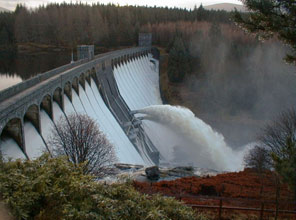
[101,163,222,183]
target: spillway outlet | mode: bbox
[132,119,142,126]
[129,110,140,115]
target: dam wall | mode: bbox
[0,47,160,166]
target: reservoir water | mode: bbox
[0,50,71,91]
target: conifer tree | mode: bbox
[234,0,296,64]
[259,109,296,201]
[167,37,191,83]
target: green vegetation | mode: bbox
[234,0,296,63]
[0,154,198,219]
[235,0,296,200]
[258,109,296,200]
[0,11,14,46]
[0,3,232,49]
[167,37,191,83]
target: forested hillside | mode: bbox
[0,3,231,48]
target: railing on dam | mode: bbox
[0,47,151,103]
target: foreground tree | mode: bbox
[49,113,116,176]
[234,0,296,63]
[258,109,296,200]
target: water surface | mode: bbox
[0,50,72,91]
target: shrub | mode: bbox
[0,154,199,219]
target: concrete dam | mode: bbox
[0,45,162,166]
[0,42,245,171]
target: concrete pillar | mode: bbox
[41,95,53,120]
[53,88,64,111]
[72,77,79,96]
[85,70,91,85]
[64,82,72,102]
[20,120,29,159]
[111,59,114,69]
[79,74,85,90]
[24,105,41,134]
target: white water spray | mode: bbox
[136,105,245,171]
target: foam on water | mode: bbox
[136,105,245,171]
[115,56,245,171]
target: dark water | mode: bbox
[0,50,72,91]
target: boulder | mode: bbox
[174,166,194,172]
[166,166,194,177]
[145,166,160,181]
[114,163,144,170]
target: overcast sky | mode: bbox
[1,0,242,11]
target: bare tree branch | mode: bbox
[49,113,117,177]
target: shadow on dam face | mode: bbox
[1,118,26,156]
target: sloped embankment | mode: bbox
[134,169,295,219]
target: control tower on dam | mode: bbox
[0,35,162,166]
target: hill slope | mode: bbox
[204,3,246,12]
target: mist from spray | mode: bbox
[188,32,296,148]
[136,105,248,171]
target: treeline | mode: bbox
[0,3,233,48]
